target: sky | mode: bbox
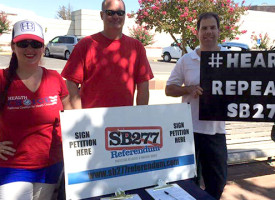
[0,0,274,19]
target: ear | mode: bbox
[11,43,15,52]
[41,45,45,54]
[100,11,104,20]
[196,31,199,40]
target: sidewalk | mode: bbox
[222,161,275,200]
[148,90,275,200]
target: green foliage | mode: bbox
[130,0,248,53]
[129,25,155,46]
[250,32,275,50]
[0,11,10,36]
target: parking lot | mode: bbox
[0,54,176,76]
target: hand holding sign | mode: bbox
[186,85,203,98]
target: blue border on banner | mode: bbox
[68,155,195,185]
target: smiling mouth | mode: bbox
[203,37,215,40]
[25,54,35,59]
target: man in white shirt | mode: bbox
[165,12,227,200]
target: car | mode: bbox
[161,40,192,62]
[161,41,250,62]
[220,42,250,51]
[44,35,83,60]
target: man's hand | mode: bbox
[186,85,203,98]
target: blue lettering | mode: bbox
[111,151,118,158]
[36,98,44,104]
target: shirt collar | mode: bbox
[189,46,228,61]
[190,48,200,61]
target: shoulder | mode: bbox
[178,50,198,64]
[123,34,143,45]
[0,69,4,78]
[76,35,94,46]
[42,67,62,79]
[75,33,103,51]
[0,69,8,91]
[0,69,8,81]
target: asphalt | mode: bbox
[1,51,275,200]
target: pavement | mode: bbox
[142,71,275,200]
[1,51,275,200]
[222,161,275,200]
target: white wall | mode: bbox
[223,10,275,49]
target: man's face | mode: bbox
[197,17,220,49]
[101,0,125,31]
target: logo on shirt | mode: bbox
[7,95,58,109]
[23,99,32,106]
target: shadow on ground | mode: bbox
[222,161,275,200]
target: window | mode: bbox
[51,37,59,43]
[65,37,74,44]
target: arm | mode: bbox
[136,81,149,105]
[165,84,203,98]
[66,80,82,109]
[61,95,72,110]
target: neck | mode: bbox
[101,29,122,40]
[196,45,221,57]
[16,65,41,78]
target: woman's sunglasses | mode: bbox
[104,10,125,16]
[16,40,43,49]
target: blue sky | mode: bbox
[0,0,274,19]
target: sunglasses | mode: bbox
[16,40,43,49]
[104,10,125,16]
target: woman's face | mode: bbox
[11,40,44,67]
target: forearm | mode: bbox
[165,84,189,97]
[165,84,203,98]
[62,95,72,110]
[136,81,149,105]
[66,80,82,109]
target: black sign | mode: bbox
[200,51,275,122]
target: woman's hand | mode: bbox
[0,141,16,161]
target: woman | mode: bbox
[0,20,71,200]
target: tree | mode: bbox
[128,25,155,46]
[56,3,72,20]
[129,0,249,53]
[0,11,10,36]
[250,32,275,50]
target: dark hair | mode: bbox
[0,51,18,111]
[101,0,125,11]
[197,12,220,30]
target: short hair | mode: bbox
[197,12,220,30]
[101,0,126,11]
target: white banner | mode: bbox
[60,103,196,200]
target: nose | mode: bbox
[112,13,119,18]
[205,28,212,34]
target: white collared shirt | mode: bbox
[167,47,228,135]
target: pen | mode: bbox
[164,191,179,200]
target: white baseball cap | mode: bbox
[12,20,44,43]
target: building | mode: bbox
[1,6,275,56]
